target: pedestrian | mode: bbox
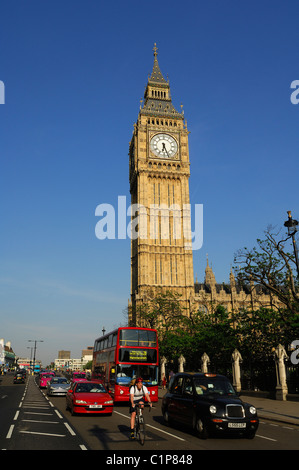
[169,370,174,382]
[162,374,167,389]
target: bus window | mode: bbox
[119,329,138,346]
[116,365,158,385]
[119,329,157,347]
[139,330,157,347]
[112,333,117,347]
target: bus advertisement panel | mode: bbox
[92,327,159,402]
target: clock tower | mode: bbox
[129,44,194,325]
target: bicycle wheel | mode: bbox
[138,416,145,445]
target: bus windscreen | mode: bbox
[119,329,157,347]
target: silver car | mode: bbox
[47,377,70,396]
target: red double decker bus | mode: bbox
[91,327,159,402]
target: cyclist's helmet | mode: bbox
[136,377,143,383]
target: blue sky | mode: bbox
[0,1,298,365]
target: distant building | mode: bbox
[54,346,94,371]
[58,350,71,359]
[0,339,16,368]
[82,347,93,363]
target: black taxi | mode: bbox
[162,372,259,439]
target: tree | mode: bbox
[136,290,190,361]
[234,226,299,320]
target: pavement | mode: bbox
[158,387,299,428]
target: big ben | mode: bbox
[129,44,194,325]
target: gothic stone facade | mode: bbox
[128,46,279,325]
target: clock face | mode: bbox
[150,133,178,159]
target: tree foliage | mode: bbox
[234,227,299,318]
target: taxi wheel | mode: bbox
[195,417,208,439]
[162,408,172,426]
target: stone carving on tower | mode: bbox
[128,44,194,325]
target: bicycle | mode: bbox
[134,403,151,445]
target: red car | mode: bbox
[71,371,86,383]
[66,380,113,415]
[39,372,55,388]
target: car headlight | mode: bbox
[249,406,256,415]
[75,400,87,404]
[104,400,113,405]
[209,405,217,414]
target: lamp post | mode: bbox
[27,346,33,370]
[284,211,299,278]
[102,327,106,336]
[28,340,43,374]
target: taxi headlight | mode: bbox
[249,406,256,415]
[75,399,87,404]
[209,405,217,414]
[104,400,113,405]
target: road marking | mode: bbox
[114,410,186,441]
[64,422,76,436]
[54,409,63,419]
[256,434,277,442]
[19,431,66,437]
[22,404,50,408]
[6,425,14,439]
[80,445,88,450]
[146,423,186,441]
[13,411,20,421]
[21,419,60,424]
[23,412,53,416]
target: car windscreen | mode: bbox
[75,383,106,393]
[194,378,237,396]
[51,378,68,384]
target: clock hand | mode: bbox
[162,142,170,157]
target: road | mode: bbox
[1,372,299,455]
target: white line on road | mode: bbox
[54,409,63,419]
[114,410,186,442]
[64,422,76,436]
[6,425,14,439]
[256,434,277,442]
[13,411,20,421]
[19,431,66,437]
[21,419,60,424]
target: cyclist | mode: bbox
[129,377,152,440]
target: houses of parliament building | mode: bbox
[128,45,279,325]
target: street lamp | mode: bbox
[284,211,299,278]
[27,346,33,370]
[102,327,106,336]
[28,340,43,374]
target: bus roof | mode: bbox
[94,326,157,343]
